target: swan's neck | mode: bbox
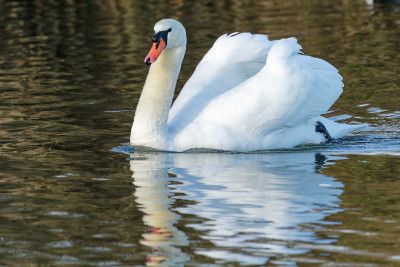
[131,46,185,149]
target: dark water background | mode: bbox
[0,0,399,266]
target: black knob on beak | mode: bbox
[145,57,151,65]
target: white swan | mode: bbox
[131,19,361,152]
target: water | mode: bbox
[0,0,399,266]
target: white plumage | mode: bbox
[131,19,361,152]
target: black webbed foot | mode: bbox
[315,121,332,142]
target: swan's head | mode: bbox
[144,19,186,65]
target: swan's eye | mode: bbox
[152,29,171,49]
[152,28,172,43]
[151,32,158,43]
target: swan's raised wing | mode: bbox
[253,37,343,131]
[168,33,274,134]
[175,38,343,146]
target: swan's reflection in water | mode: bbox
[130,152,344,265]
[130,154,189,266]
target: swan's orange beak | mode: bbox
[144,38,167,65]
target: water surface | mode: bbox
[0,0,399,266]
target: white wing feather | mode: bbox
[168,33,273,135]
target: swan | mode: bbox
[131,19,361,152]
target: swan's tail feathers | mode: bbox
[203,32,272,64]
[318,116,367,139]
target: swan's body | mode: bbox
[131,19,361,152]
